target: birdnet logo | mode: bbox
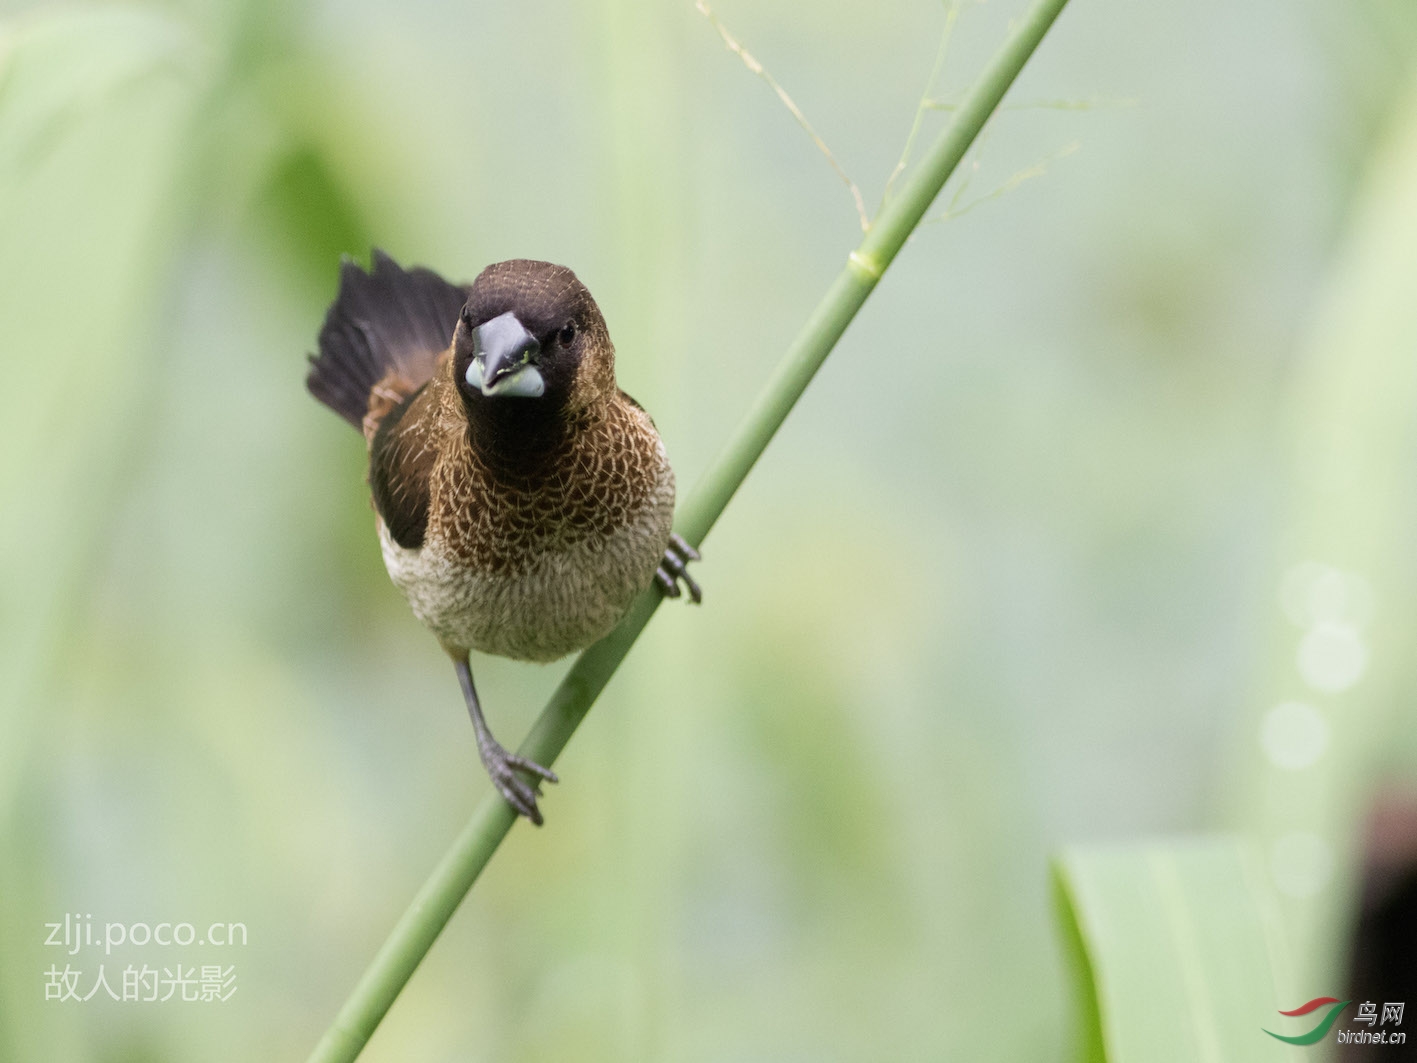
[1264,997,1407,1046]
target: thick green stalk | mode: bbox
[306,0,1071,1058]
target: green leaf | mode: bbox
[0,12,206,1060]
[1224,74,1417,992]
[0,7,202,815]
[1053,837,1306,1063]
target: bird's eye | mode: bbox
[460,304,476,327]
[557,322,577,347]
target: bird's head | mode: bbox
[452,260,613,416]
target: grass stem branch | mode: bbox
[696,0,870,231]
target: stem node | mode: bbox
[847,250,885,282]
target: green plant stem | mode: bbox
[306,0,1071,1058]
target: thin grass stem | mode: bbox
[930,139,1080,224]
[925,95,1137,110]
[696,0,870,231]
[881,1,962,212]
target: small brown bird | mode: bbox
[307,250,699,824]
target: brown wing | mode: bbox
[369,381,437,550]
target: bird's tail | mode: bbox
[305,248,469,431]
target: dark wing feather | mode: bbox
[369,382,436,549]
[307,249,469,430]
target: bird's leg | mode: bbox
[451,653,558,826]
[655,532,702,604]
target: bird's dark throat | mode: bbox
[461,389,587,482]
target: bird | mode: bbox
[306,250,700,825]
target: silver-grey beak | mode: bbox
[467,311,545,398]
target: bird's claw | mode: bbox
[655,532,702,604]
[478,740,558,826]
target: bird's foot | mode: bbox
[655,532,702,604]
[478,739,558,826]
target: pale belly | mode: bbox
[378,503,671,662]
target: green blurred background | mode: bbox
[3,0,1417,1059]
